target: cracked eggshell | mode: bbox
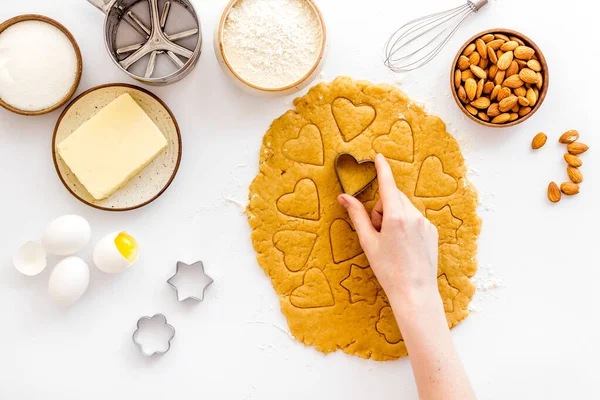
[93,231,134,274]
[13,241,47,276]
[42,215,91,255]
[48,256,90,307]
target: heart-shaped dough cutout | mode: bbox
[415,156,457,198]
[282,124,324,166]
[290,268,335,308]
[277,179,320,220]
[373,120,414,163]
[273,230,318,272]
[332,98,376,142]
[330,218,364,264]
[335,153,377,197]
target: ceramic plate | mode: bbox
[52,84,182,211]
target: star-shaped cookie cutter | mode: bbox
[167,261,213,302]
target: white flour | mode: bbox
[0,20,78,111]
[222,0,323,89]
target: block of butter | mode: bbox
[57,93,168,200]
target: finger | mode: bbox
[375,154,401,209]
[396,189,422,218]
[371,199,383,231]
[338,194,377,243]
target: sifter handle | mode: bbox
[87,0,116,14]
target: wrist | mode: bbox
[386,284,445,325]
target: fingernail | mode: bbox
[337,195,347,206]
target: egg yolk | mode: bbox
[114,232,138,262]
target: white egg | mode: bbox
[48,256,90,307]
[13,241,47,276]
[93,231,139,274]
[42,215,91,255]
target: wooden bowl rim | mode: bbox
[52,83,183,212]
[216,0,327,92]
[450,28,549,128]
[0,14,83,116]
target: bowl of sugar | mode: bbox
[0,15,82,116]
[215,0,327,96]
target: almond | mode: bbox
[495,33,510,41]
[567,142,589,155]
[476,38,488,59]
[469,51,480,65]
[487,46,498,64]
[564,153,583,167]
[458,55,471,70]
[506,61,519,78]
[478,111,490,122]
[514,86,527,97]
[497,87,511,102]
[518,96,530,107]
[526,88,537,107]
[479,57,489,70]
[510,36,525,46]
[462,69,474,82]
[476,79,484,98]
[494,70,506,86]
[499,96,518,112]
[559,130,579,144]
[490,84,502,101]
[465,78,477,100]
[465,104,478,116]
[518,107,532,117]
[519,68,539,84]
[515,59,528,68]
[567,166,583,184]
[487,103,501,117]
[548,182,561,203]
[500,41,519,52]
[511,103,520,113]
[503,74,524,89]
[487,39,505,50]
[458,86,468,103]
[471,96,491,109]
[527,59,542,72]
[470,64,487,80]
[491,113,511,124]
[483,81,495,95]
[489,64,498,80]
[560,182,580,195]
[532,132,547,149]
[463,43,476,56]
[509,112,519,121]
[514,46,535,60]
[481,33,495,43]
[454,69,462,89]
[497,51,514,70]
[536,72,543,89]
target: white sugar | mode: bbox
[0,20,78,111]
[222,0,323,89]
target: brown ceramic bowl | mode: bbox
[0,14,82,116]
[451,28,549,128]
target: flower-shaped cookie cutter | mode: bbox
[132,314,175,356]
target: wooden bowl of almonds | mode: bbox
[451,29,549,128]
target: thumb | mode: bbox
[338,194,377,244]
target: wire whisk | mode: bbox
[384,0,488,72]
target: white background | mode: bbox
[1,0,598,399]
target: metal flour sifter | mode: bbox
[88,0,202,85]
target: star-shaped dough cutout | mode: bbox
[167,261,213,302]
[340,264,380,305]
[426,205,463,244]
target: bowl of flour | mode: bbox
[0,15,82,116]
[215,0,326,95]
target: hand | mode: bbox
[337,154,440,304]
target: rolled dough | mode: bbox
[248,77,481,361]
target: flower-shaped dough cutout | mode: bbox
[132,314,175,357]
[248,77,481,361]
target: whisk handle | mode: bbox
[468,0,488,12]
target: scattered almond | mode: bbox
[547,182,561,203]
[559,130,579,144]
[560,182,579,195]
[568,142,589,155]
[531,132,547,149]
[567,166,583,184]
[564,153,583,167]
